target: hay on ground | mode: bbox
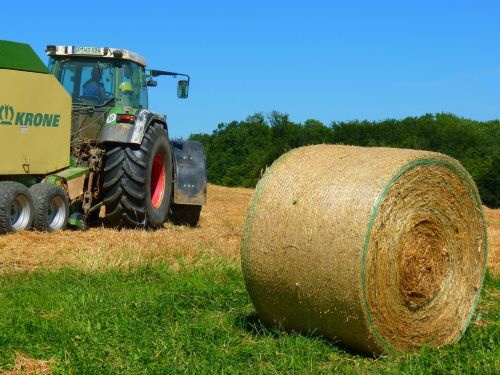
[483,206,499,276]
[0,184,253,273]
[2,352,53,375]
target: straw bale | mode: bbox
[242,144,487,354]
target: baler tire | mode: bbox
[170,204,202,227]
[30,183,70,232]
[102,122,172,229]
[0,181,34,234]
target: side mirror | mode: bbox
[147,79,157,87]
[177,80,189,99]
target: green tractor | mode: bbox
[0,41,206,233]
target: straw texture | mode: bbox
[241,144,487,354]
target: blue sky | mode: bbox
[3,0,499,138]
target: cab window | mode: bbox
[117,61,148,109]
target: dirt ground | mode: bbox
[0,184,498,275]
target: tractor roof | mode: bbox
[46,45,147,67]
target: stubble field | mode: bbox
[0,184,498,373]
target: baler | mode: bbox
[0,40,206,234]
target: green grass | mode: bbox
[0,258,498,374]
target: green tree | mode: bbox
[190,112,499,207]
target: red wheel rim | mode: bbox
[151,152,166,208]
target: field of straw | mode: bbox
[0,184,498,373]
[0,184,498,275]
[483,206,500,276]
[0,185,252,273]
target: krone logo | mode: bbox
[0,105,14,125]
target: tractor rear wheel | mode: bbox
[30,183,70,232]
[169,204,202,227]
[0,181,34,234]
[102,123,173,228]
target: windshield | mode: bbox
[50,57,148,108]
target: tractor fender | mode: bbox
[171,140,207,205]
[99,109,167,145]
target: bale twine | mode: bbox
[241,144,487,355]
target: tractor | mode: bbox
[0,40,206,233]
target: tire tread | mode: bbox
[0,181,34,234]
[102,123,172,228]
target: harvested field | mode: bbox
[0,183,498,373]
[0,184,253,273]
[484,206,500,276]
[0,183,498,275]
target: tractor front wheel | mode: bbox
[102,123,173,228]
[0,181,34,234]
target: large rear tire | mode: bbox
[0,181,34,234]
[102,123,173,228]
[30,183,70,232]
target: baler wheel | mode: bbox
[102,122,172,228]
[30,183,70,232]
[0,181,34,234]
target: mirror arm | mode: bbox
[150,69,190,83]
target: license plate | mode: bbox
[72,46,103,55]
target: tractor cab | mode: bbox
[47,46,150,109]
[45,45,190,143]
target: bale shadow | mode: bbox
[234,313,376,358]
[235,312,279,337]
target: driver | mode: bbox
[118,81,136,106]
[83,67,106,101]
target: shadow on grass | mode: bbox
[234,312,374,358]
[235,313,276,337]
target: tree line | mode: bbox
[189,112,500,208]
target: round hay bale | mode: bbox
[242,144,487,355]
